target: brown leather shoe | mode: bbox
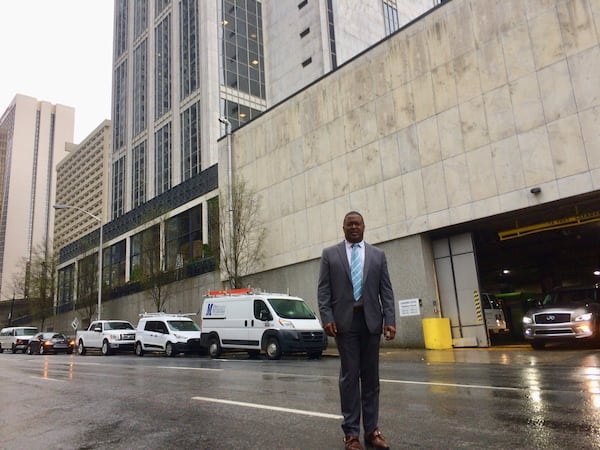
[365,428,390,449]
[344,435,364,450]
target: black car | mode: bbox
[26,332,75,355]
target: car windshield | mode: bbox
[268,298,316,319]
[543,288,599,306]
[41,332,65,340]
[105,322,134,330]
[167,320,200,331]
[16,328,38,336]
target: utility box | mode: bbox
[422,318,452,349]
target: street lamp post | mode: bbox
[54,204,103,320]
[218,117,235,288]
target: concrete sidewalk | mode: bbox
[322,342,590,366]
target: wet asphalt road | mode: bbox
[1,344,600,450]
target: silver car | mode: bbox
[522,286,600,350]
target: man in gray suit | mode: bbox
[318,211,396,450]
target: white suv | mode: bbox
[134,313,204,357]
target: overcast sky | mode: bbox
[0,1,114,143]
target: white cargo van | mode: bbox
[200,289,327,360]
[481,293,509,335]
[0,326,39,353]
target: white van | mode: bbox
[135,313,203,357]
[480,293,509,335]
[200,289,327,360]
[0,326,39,353]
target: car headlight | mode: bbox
[173,333,188,341]
[278,319,295,328]
[575,312,593,322]
[522,316,533,324]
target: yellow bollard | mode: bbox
[422,317,453,349]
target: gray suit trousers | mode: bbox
[335,308,381,436]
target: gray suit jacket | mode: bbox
[318,241,396,334]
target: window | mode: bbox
[155,123,172,195]
[77,253,99,308]
[57,264,75,309]
[299,27,310,38]
[383,1,399,35]
[132,141,146,207]
[298,0,308,9]
[115,0,128,58]
[326,0,337,69]
[133,40,147,136]
[181,103,201,180]
[133,0,148,39]
[104,240,126,289]
[113,62,127,152]
[111,157,125,219]
[302,57,312,67]
[180,0,199,99]
[155,16,172,119]
[220,0,265,99]
[165,205,203,270]
[130,225,160,281]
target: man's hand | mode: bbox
[384,325,396,340]
[324,322,337,337]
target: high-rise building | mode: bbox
[0,94,74,301]
[110,0,436,220]
[53,120,111,314]
[54,121,111,253]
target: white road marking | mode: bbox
[29,376,66,382]
[159,366,222,372]
[192,396,343,419]
[381,378,522,391]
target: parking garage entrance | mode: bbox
[432,192,600,347]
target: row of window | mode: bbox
[56,201,218,307]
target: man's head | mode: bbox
[343,211,365,244]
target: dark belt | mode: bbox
[353,305,364,313]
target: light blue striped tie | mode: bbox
[351,243,362,301]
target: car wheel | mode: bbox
[101,340,112,356]
[39,345,45,355]
[26,345,32,355]
[165,342,175,357]
[11,344,17,354]
[77,340,86,355]
[0,346,3,353]
[531,341,545,350]
[135,341,144,357]
[208,336,221,359]
[265,337,282,360]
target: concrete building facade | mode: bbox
[0,94,74,302]
[219,0,600,347]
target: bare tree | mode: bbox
[220,176,266,288]
[11,242,56,329]
[131,223,173,312]
[77,252,101,326]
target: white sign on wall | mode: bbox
[398,298,421,317]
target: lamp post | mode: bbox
[218,117,235,288]
[54,204,103,320]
